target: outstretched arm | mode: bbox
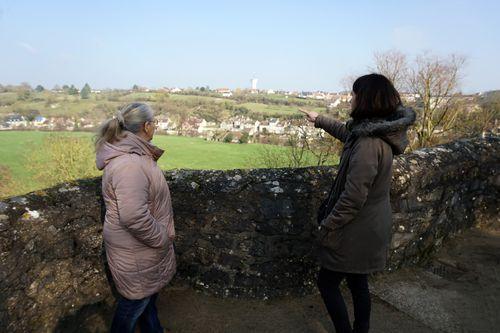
[299,109,350,143]
[314,114,350,143]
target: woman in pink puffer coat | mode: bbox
[95,102,176,333]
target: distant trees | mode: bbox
[80,83,91,99]
[67,85,79,95]
[234,106,250,116]
[17,89,32,101]
[17,109,40,121]
[223,132,234,143]
[35,85,45,92]
[239,131,250,144]
[51,83,92,96]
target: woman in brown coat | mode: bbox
[301,74,416,333]
[95,103,176,333]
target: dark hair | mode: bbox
[350,74,401,120]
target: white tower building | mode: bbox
[251,77,258,91]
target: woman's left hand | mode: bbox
[313,225,329,244]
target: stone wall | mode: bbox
[0,136,498,332]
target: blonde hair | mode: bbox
[95,103,154,150]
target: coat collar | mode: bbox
[346,106,416,155]
[346,106,416,137]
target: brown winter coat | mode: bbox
[315,106,416,273]
[96,131,176,299]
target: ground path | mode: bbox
[149,227,499,332]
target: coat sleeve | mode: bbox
[322,138,380,230]
[165,187,176,239]
[112,160,169,249]
[314,115,350,143]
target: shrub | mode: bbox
[27,134,99,188]
[0,165,19,199]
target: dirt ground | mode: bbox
[157,286,434,333]
[154,227,500,333]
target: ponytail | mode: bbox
[95,117,125,150]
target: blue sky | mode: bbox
[0,0,498,92]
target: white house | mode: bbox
[197,119,218,133]
[258,118,285,134]
[311,92,326,100]
[5,115,28,128]
[156,116,173,131]
[328,99,342,108]
[401,93,420,103]
[216,88,233,98]
[32,115,47,127]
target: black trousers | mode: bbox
[317,267,371,333]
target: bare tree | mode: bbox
[299,126,341,166]
[254,144,290,168]
[256,122,340,168]
[372,50,408,90]
[339,74,358,93]
[286,130,311,167]
[407,53,466,147]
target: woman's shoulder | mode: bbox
[106,153,152,174]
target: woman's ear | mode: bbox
[142,122,151,136]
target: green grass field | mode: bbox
[0,130,334,197]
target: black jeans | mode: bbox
[317,267,371,333]
[110,292,163,333]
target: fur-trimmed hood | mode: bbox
[346,106,416,155]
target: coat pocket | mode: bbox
[319,228,343,251]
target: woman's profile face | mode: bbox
[144,119,157,141]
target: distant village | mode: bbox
[0,84,352,143]
[0,112,326,144]
[0,84,488,143]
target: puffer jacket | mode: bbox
[96,131,176,299]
